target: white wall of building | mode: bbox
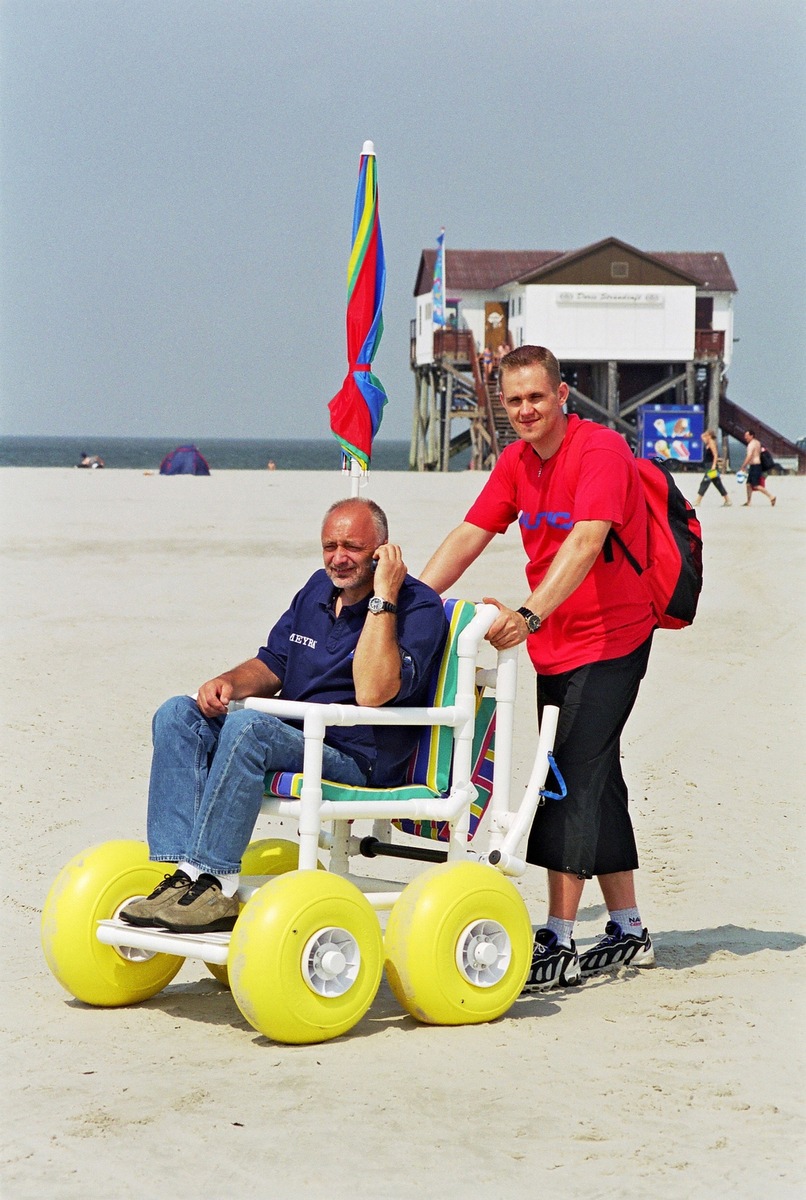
[521,284,696,362]
[416,282,732,367]
[414,294,433,365]
[711,293,735,368]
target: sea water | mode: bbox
[0,436,419,471]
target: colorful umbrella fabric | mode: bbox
[328,141,387,471]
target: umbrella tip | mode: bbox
[362,140,375,157]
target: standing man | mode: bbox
[420,346,657,990]
[739,429,776,506]
[121,498,447,936]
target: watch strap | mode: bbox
[517,606,541,633]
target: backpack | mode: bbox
[606,457,703,629]
[759,447,775,473]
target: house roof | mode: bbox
[414,250,563,296]
[650,251,737,292]
[414,239,737,295]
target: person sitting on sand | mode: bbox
[739,429,776,507]
[120,498,447,936]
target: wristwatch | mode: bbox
[368,596,398,615]
[517,606,542,634]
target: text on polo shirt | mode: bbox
[518,511,574,530]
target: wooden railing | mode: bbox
[695,330,725,359]
[433,327,476,362]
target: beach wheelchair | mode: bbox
[41,600,561,1045]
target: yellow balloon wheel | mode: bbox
[204,961,232,987]
[242,838,308,876]
[229,871,383,1044]
[384,861,532,1026]
[41,841,183,1007]
[204,838,324,987]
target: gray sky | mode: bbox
[2,0,804,443]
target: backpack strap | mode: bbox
[564,420,645,576]
[605,528,644,576]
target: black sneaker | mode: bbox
[579,921,655,977]
[521,928,581,993]
[119,870,192,926]
[154,873,240,934]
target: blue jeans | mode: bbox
[146,695,367,875]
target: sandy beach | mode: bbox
[1,465,804,1199]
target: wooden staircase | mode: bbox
[487,373,516,454]
[720,396,805,473]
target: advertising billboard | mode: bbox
[639,403,704,464]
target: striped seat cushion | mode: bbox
[263,598,496,842]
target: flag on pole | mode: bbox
[432,227,446,327]
[328,141,388,474]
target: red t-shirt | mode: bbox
[465,415,656,674]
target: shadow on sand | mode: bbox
[65,924,804,1046]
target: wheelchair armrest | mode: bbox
[239,695,463,729]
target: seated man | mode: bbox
[121,497,448,936]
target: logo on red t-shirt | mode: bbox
[518,510,573,530]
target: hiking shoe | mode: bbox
[521,928,581,993]
[579,921,655,977]
[154,873,240,934]
[119,869,192,926]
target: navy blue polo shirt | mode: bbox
[257,569,448,786]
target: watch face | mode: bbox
[369,596,396,615]
[518,607,541,633]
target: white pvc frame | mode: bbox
[96,602,559,962]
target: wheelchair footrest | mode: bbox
[96,919,230,965]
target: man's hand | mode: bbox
[195,658,281,718]
[482,597,530,649]
[371,542,407,603]
[352,543,408,707]
[196,676,233,717]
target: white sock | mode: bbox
[610,907,643,937]
[177,861,200,881]
[215,873,240,898]
[546,915,575,949]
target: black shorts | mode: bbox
[748,464,765,488]
[526,634,653,878]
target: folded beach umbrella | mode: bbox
[328,141,388,490]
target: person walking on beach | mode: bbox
[420,345,657,991]
[739,429,776,506]
[121,498,447,936]
[694,429,731,507]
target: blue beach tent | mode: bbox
[159,445,211,475]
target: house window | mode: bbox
[611,261,629,279]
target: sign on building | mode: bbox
[639,403,705,464]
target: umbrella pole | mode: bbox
[349,456,362,497]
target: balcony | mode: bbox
[433,327,476,365]
[694,329,725,360]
